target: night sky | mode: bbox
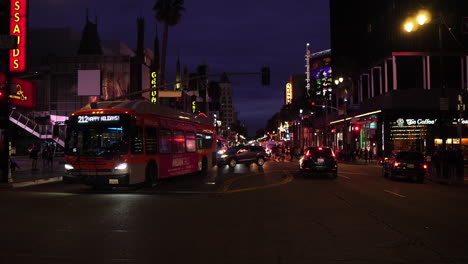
[30,0,330,136]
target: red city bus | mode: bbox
[63,100,217,187]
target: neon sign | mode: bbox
[150,71,158,103]
[285,82,293,104]
[10,0,27,72]
[0,74,36,108]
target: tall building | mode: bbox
[218,73,236,135]
[327,0,468,157]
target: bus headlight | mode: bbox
[221,154,228,158]
[64,164,74,170]
[114,163,128,170]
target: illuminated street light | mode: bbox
[416,10,431,25]
[404,20,415,32]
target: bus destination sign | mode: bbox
[77,115,120,124]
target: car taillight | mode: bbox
[423,164,428,169]
[304,150,311,158]
[394,162,399,167]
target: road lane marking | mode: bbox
[384,189,406,198]
[338,175,351,180]
[340,171,364,175]
[225,170,293,194]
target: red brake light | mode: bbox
[305,150,311,157]
[318,147,323,151]
[394,162,399,167]
[423,164,428,169]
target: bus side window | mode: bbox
[203,133,213,149]
[173,130,185,153]
[145,127,157,155]
[196,133,204,149]
[131,126,143,154]
[159,129,172,154]
[186,132,196,153]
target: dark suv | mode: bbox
[299,146,338,179]
[217,145,267,168]
[382,151,427,183]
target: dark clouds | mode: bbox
[30,0,330,136]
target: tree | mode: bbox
[153,0,185,88]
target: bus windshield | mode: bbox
[65,125,128,156]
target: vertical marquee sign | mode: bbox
[150,71,158,103]
[9,0,27,72]
[285,82,293,104]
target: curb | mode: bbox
[10,176,63,188]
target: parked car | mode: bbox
[382,151,427,183]
[299,146,338,179]
[217,145,267,168]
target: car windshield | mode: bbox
[396,152,424,162]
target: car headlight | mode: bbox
[114,163,128,170]
[64,164,74,170]
[221,154,228,158]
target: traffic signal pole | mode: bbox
[0,48,11,184]
[0,0,11,184]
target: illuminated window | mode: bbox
[159,129,172,154]
[186,132,196,153]
[173,130,186,153]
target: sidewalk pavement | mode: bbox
[0,156,64,188]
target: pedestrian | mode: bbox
[10,159,20,172]
[289,146,295,161]
[29,144,39,170]
[47,145,55,168]
[41,145,48,167]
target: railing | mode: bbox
[9,111,66,147]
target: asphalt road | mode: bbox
[1,160,468,264]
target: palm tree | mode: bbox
[153,0,185,89]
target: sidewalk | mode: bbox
[0,156,64,188]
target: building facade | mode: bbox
[321,0,468,159]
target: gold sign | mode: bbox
[285,82,293,104]
[150,71,158,103]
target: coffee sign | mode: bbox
[396,118,437,127]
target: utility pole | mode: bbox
[0,0,11,183]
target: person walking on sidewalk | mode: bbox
[29,144,39,170]
[47,144,55,168]
[41,145,48,168]
[10,159,20,172]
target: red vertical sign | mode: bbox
[9,0,27,72]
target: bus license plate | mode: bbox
[109,179,119,185]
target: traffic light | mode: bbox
[352,125,361,133]
[261,67,270,85]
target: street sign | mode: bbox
[0,35,17,49]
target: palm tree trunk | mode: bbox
[160,23,169,89]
